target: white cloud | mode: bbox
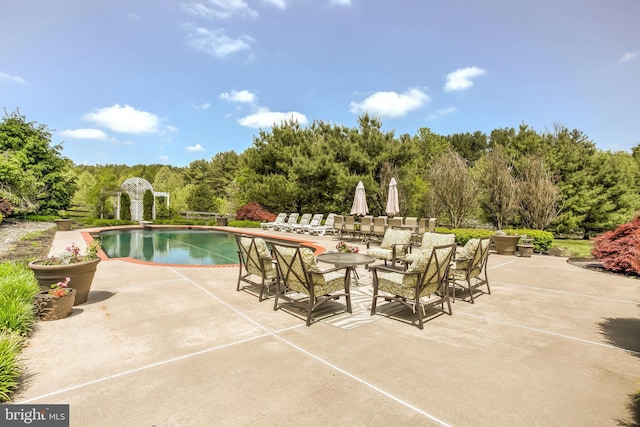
[187,143,206,152]
[220,89,256,104]
[185,25,253,59]
[191,102,211,110]
[427,106,456,121]
[444,66,486,92]
[60,128,109,140]
[158,155,170,163]
[83,104,160,134]
[0,71,28,85]
[262,0,286,9]
[329,0,352,5]
[238,107,308,128]
[619,51,637,63]
[180,0,258,19]
[349,88,430,118]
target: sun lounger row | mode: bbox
[260,213,338,235]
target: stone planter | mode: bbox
[28,258,100,305]
[54,219,73,231]
[35,288,76,320]
[517,244,534,257]
[492,235,521,255]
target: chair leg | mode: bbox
[468,278,475,303]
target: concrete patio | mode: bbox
[13,227,640,426]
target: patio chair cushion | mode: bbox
[367,229,412,261]
[275,246,344,297]
[404,232,456,263]
[239,236,276,279]
[376,247,443,299]
[452,238,480,274]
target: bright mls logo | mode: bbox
[2,405,69,426]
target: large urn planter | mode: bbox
[28,258,100,305]
[54,219,73,231]
[35,288,76,320]
[491,234,521,255]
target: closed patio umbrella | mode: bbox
[350,181,369,216]
[385,177,400,216]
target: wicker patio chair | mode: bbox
[236,234,278,301]
[449,237,491,303]
[271,242,352,326]
[370,243,456,329]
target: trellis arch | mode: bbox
[117,177,169,221]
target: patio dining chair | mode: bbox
[370,243,456,329]
[360,216,374,243]
[366,228,413,268]
[388,217,403,229]
[343,215,357,240]
[271,242,352,326]
[332,215,344,237]
[404,232,456,265]
[369,216,387,243]
[235,234,278,301]
[449,237,491,303]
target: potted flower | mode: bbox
[336,241,359,253]
[491,230,521,255]
[28,240,102,305]
[34,277,76,321]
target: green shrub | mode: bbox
[510,229,554,252]
[0,263,40,336]
[228,220,261,228]
[438,228,494,245]
[0,332,23,403]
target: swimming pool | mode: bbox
[98,228,241,266]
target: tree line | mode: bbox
[2,110,640,237]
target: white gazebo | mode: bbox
[117,177,169,221]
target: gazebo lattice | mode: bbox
[117,177,169,221]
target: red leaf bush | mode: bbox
[592,216,640,275]
[235,202,277,222]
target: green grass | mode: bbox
[550,239,594,258]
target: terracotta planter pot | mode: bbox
[35,289,76,320]
[54,219,73,231]
[28,258,100,305]
[491,235,521,255]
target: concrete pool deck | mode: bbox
[13,226,640,426]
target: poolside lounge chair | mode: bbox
[286,213,311,232]
[308,213,335,236]
[271,242,352,326]
[404,232,456,264]
[449,237,491,303]
[274,213,299,231]
[360,216,373,243]
[260,213,286,230]
[293,213,323,233]
[370,243,456,329]
[236,234,278,301]
[366,228,413,268]
[343,215,357,240]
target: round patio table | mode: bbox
[317,252,376,286]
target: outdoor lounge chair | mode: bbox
[360,216,373,243]
[236,234,278,301]
[286,213,311,232]
[260,213,287,230]
[404,232,456,264]
[449,237,491,303]
[308,213,336,236]
[366,228,413,268]
[343,215,357,240]
[370,243,456,329]
[293,213,324,233]
[274,213,299,231]
[271,242,352,326]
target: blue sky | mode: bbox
[2,0,639,167]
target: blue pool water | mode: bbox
[98,228,240,265]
